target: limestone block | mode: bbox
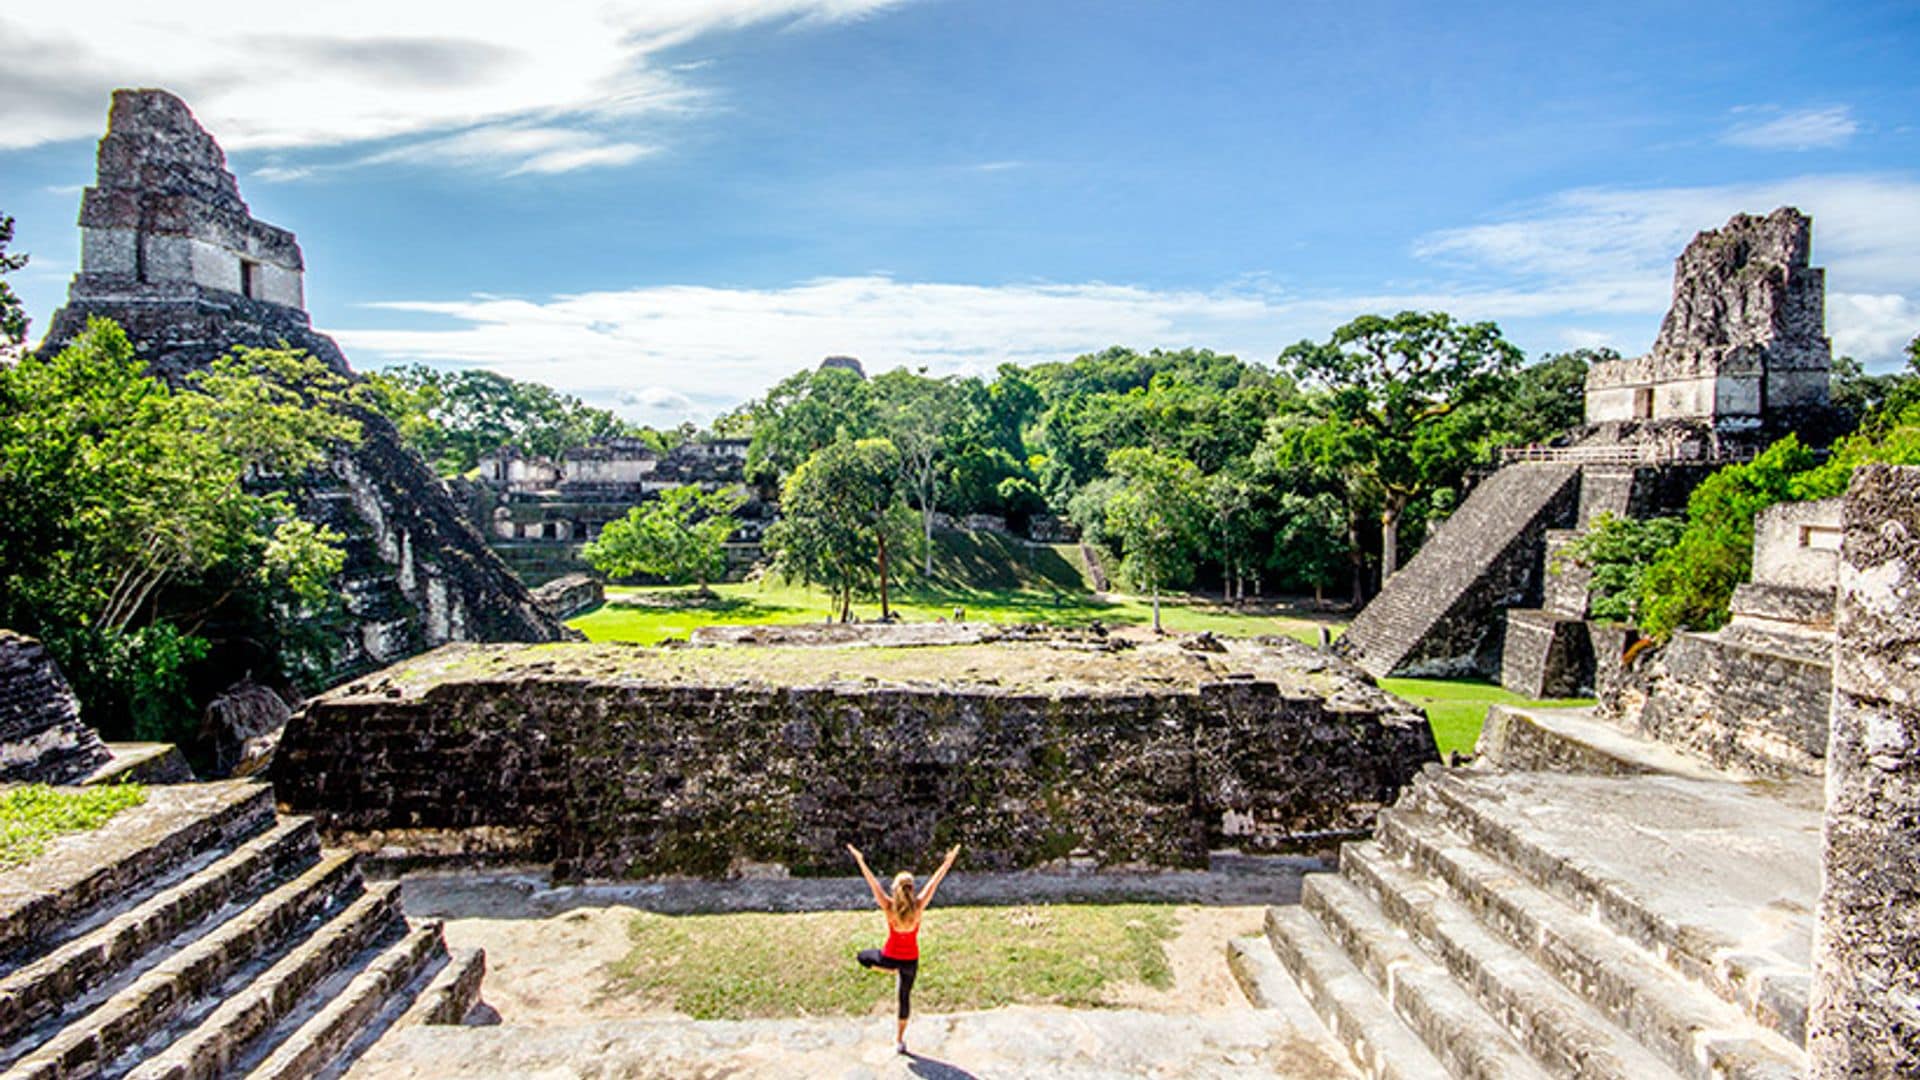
[1808,465,1920,1078]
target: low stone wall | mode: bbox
[0,630,111,784]
[529,573,604,621]
[272,643,1437,880]
[1603,628,1830,776]
[1499,610,1592,698]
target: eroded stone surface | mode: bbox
[1808,465,1920,1078]
[0,629,110,784]
[273,638,1437,879]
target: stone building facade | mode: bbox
[37,89,572,685]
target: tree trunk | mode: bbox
[1151,582,1162,633]
[1380,497,1408,579]
[877,532,892,620]
[1347,517,1368,607]
[923,502,934,576]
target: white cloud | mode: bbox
[360,126,658,176]
[0,0,907,169]
[1723,106,1860,151]
[330,173,1920,425]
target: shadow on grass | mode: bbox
[606,591,800,620]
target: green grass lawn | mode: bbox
[570,579,1342,646]
[604,904,1175,1019]
[1378,678,1594,757]
[0,783,147,868]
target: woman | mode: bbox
[846,842,960,1054]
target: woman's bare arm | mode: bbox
[847,845,888,907]
[917,845,961,906]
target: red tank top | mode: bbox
[883,921,920,961]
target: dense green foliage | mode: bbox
[583,485,745,590]
[0,319,360,739]
[764,438,919,620]
[361,364,662,475]
[0,214,27,348]
[1556,513,1686,623]
[727,330,1585,607]
[1618,335,1920,640]
[0,783,147,869]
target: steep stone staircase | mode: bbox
[1232,707,1818,1079]
[0,781,481,1079]
[1340,465,1581,678]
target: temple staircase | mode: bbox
[1232,706,1817,1080]
[0,781,481,1079]
[1339,465,1580,678]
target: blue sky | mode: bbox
[4,0,1918,424]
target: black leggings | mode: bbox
[856,949,918,1019]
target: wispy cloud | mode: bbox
[1722,106,1860,151]
[0,0,911,170]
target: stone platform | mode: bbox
[0,780,480,1077]
[1236,705,1820,1078]
[348,1006,1355,1079]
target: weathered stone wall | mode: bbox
[272,645,1438,880]
[1603,629,1830,777]
[529,574,603,621]
[0,631,111,784]
[1808,465,1920,1078]
[1497,610,1592,699]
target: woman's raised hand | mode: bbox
[944,844,961,864]
[847,844,864,862]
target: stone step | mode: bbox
[0,817,319,1048]
[1226,935,1295,1010]
[1262,905,1452,1080]
[1338,842,1685,1080]
[121,881,405,1080]
[1375,807,1806,1080]
[0,782,277,971]
[1472,706,1734,781]
[389,947,484,1029]
[1402,771,1816,1043]
[241,922,448,1080]
[1301,874,1550,1080]
[3,851,363,1077]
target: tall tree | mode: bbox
[743,366,877,490]
[873,370,965,574]
[1103,447,1204,632]
[0,214,27,352]
[764,439,916,621]
[582,486,745,592]
[1276,311,1523,577]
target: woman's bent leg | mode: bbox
[857,948,885,970]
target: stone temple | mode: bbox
[1339,207,1838,686]
[37,89,573,683]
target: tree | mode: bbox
[1267,491,1349,607]
[1205,470,1268,603]
[359,365,646,475]
[0,214,27,352]
[0,318,360,738]
[743,366,876,490]
[873,370,965,574]
[1277,311,1524,578]
[1555,513,1686,624]
[582,486,744,592]
[1103,447,1204,632]
[764,439,917,621]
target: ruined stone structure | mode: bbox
[0,781,482,1076]
[0,630,111,785]
[1584,208,1831,431]
[1341,208,1835,682]
[271,639,1438,879]
[1807,466,1920,1078]
[1602,498,1841,777]
[473,436,762,585]
[38,90,571,683]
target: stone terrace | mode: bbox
[273,637,1438,880]
[0,780,480,1078]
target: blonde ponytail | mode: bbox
[889,872,918,923]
